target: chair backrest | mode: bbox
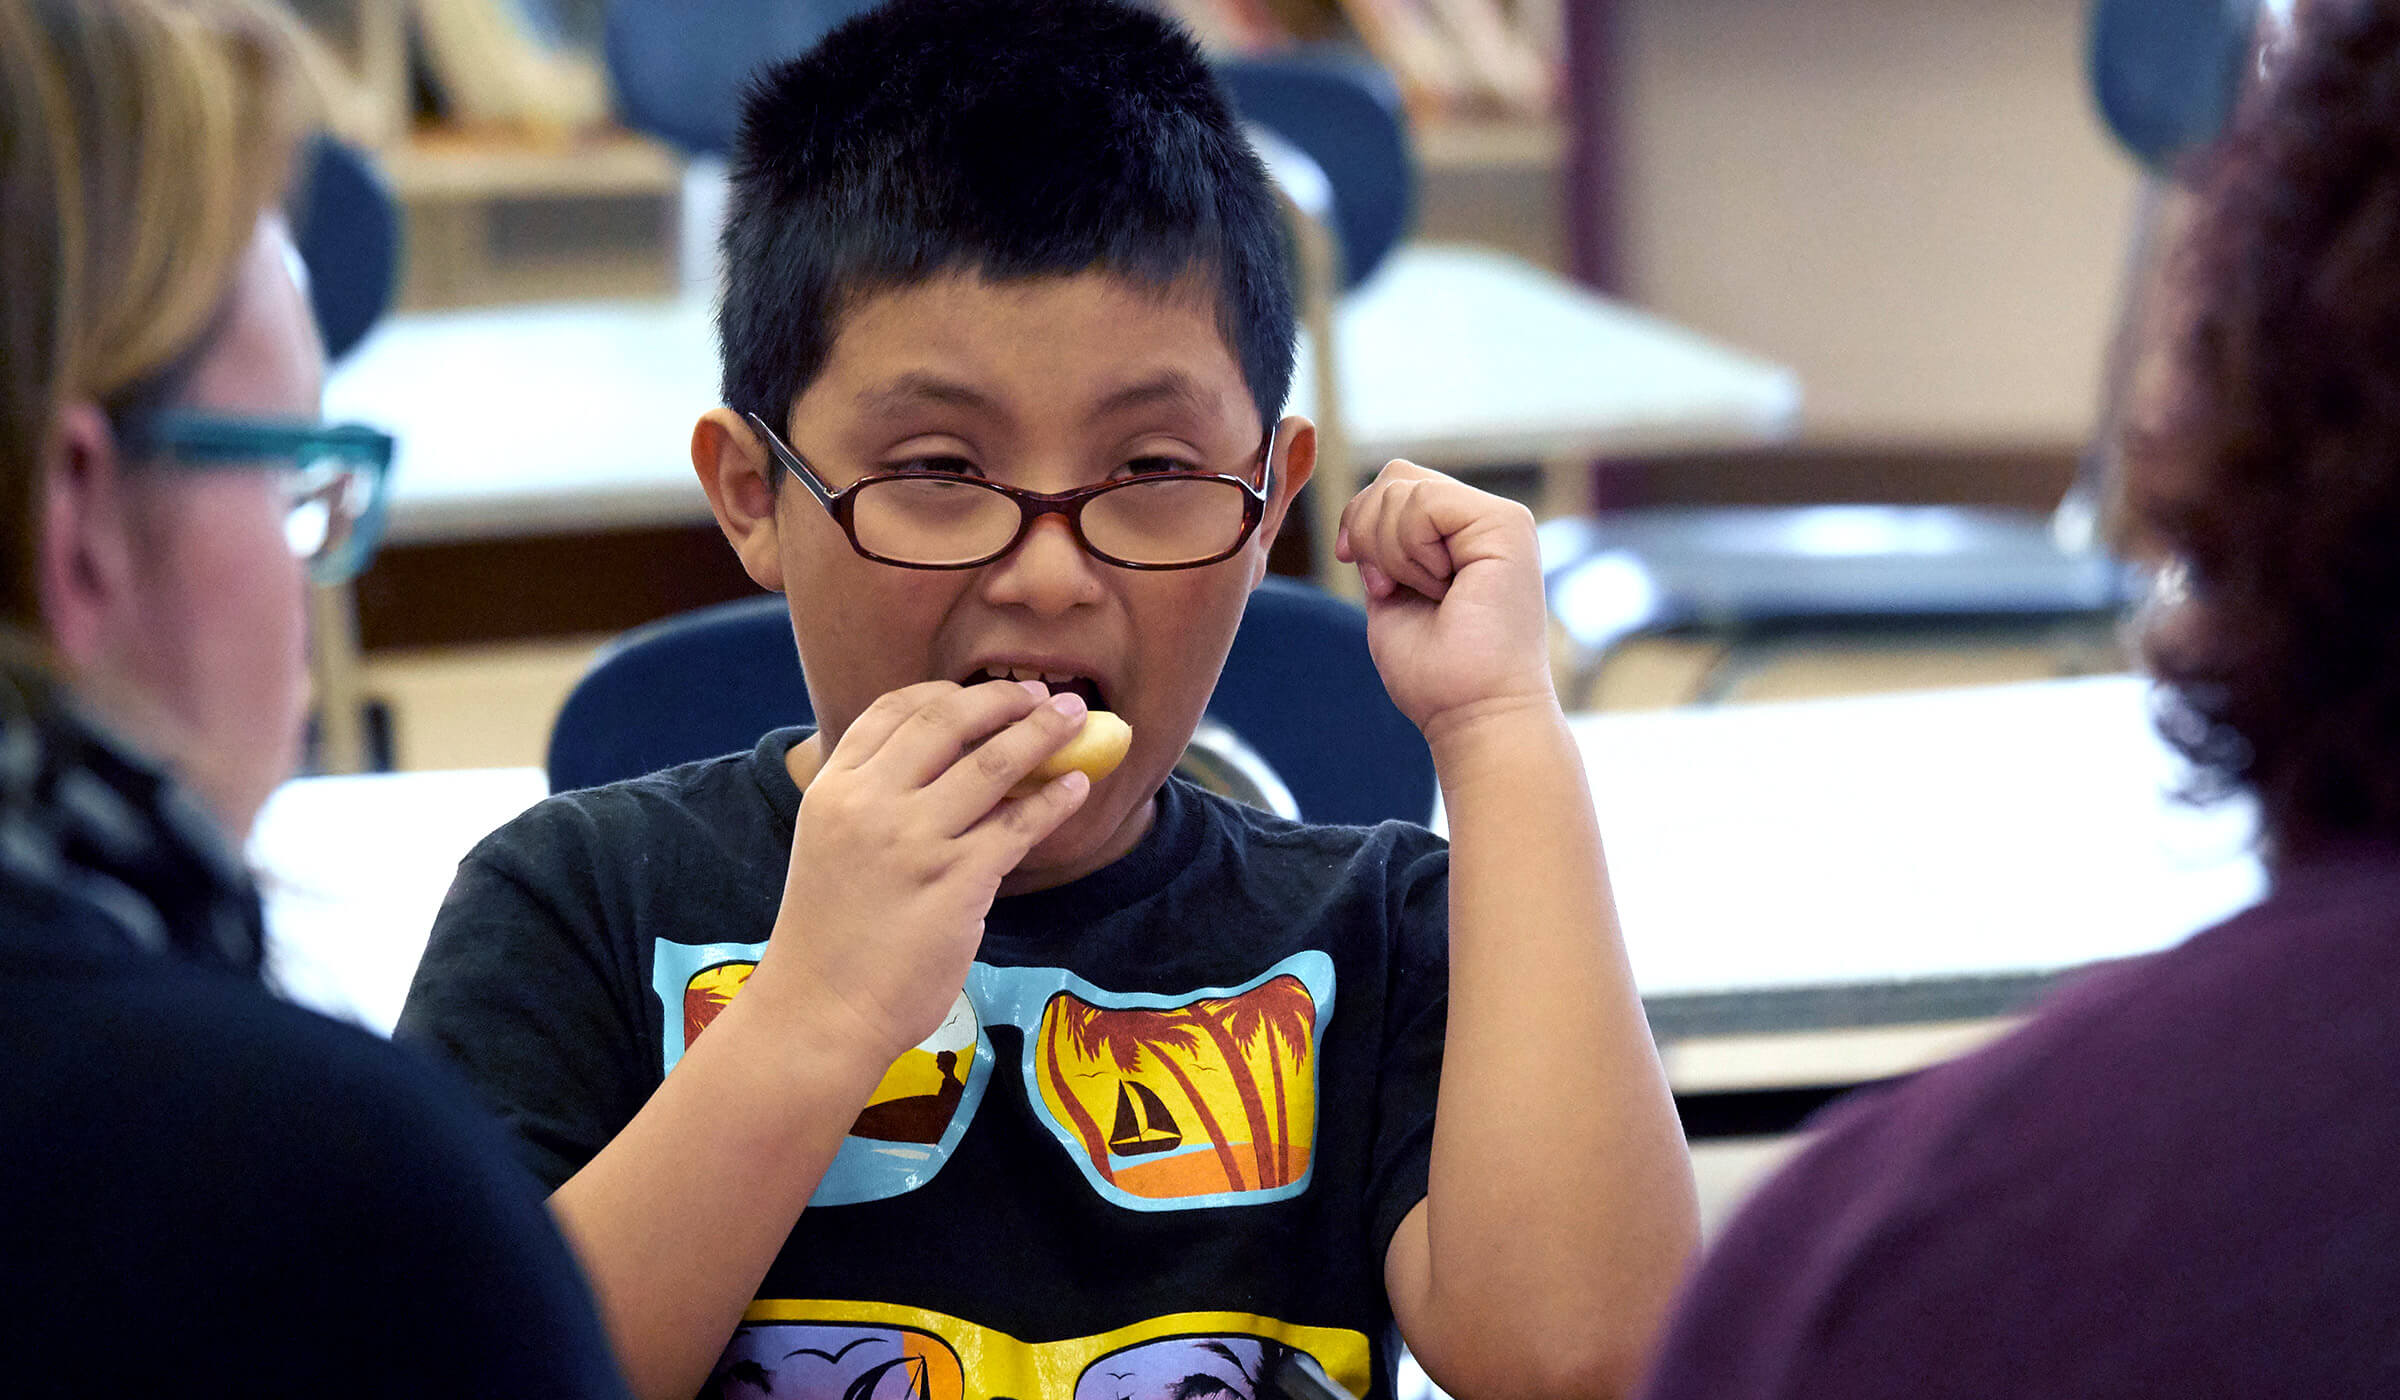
[545,577,1437,826]
[2087,0,2262,173]
[2063,0,2264,542]
[546,595,808,795]
[604,0,879,156]
[1211,576,1432,825]
[288,137,399,363]
[1217,49,1414,290]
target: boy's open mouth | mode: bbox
[963,667,1109,713]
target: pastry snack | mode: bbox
[1014,710,1132,795]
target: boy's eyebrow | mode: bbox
[855,373,1008,420]
[855,371,1225,426]
[1092,371,1220,422]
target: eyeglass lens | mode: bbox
[850,474,1253,567]
[281,450,373,571]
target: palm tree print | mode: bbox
[1099,1003,1248,1191]
[1046,996,1247,1191]
[1207,976,1317,1186]
[1040,975,1317,1195]
[1043,996,1120,1185]
[1182,1003,1278,1190]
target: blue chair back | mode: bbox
[1213,576,1431,825]
[546,577,1435,826]
[1217,49,1414,290]
[605,0,881,156]
[2088,0,2261,172]
[547,596,809,794]
[288,137,400,362]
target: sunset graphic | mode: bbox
[1034,975,1319,1200]
[687,967,979,1148]
[684,960,757,1047]
[851,994,978,1144]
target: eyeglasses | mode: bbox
[745,412,1274,571]
[152,412,395,585]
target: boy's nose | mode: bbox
[978,514,1106,613]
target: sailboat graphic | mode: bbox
[1108,1079,1183,1157]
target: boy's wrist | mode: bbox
[1425,695,1579,800]
[712,961,906,1101]
[1422,690,1564,763]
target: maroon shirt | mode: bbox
[1641,852,2400,1399]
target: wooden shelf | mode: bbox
[382,128,683,201]
[383,127,685,310]
[287,0,410,146]
[1414,113,1565,172]
[1412,114,1570,272]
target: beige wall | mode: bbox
[1614,0,2147,446]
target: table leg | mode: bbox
[1538,453,1594,521]
[309,581,373,775]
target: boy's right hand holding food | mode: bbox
[551,676,1120,1400]
[749,677,1102,1072]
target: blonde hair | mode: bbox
[0,0,314,636]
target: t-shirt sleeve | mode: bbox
[1366,829,1450,1264]
[396,801,654,1191]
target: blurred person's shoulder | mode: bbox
[1641,849,2400,1400]
[0,886,631,1396]
[1,892,521,1155]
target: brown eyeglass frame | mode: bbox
[745,412,1276,571]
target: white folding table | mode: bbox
[255,675,2260,1095]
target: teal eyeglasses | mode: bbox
[151,412,395,585]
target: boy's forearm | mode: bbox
[1403,702,1699,1397]
[548,987,888,1400]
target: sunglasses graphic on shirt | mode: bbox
[704,1303,1372,1400]
[656,947,1334,1212]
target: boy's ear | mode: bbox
[1251,414,1317,586]
[692,408,786,592]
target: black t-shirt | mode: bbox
[400,727,1451,1400]
[0,883,631,1397]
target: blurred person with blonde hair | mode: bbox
[0,0,628,1390]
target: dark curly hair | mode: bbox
[2130,0,2400,861]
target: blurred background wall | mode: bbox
[1611,0,2141,448]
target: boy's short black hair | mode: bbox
[719,0,1297,439]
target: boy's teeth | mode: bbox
[970,667,1104,710]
